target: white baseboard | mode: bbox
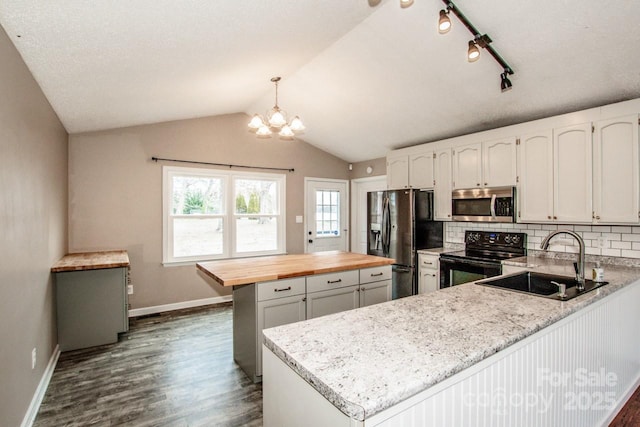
[128,295,233,318]
[601,371,640,425]
[21,344,60,427]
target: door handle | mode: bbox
[308,239,313,244]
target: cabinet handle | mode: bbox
[302,297,307,302]
[327,279,342,284]
[370,272,384,277]
[476,183,480,186]
[431,274,437,277]
[596,215,601,220]
[422,261,433,265]
[274,286,292,292]
[554,216,558,220]
[484,182,488,186]
[547,215,552,220]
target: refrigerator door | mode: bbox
[386,190,413,267]
[366,191,385,257]
[392,264,415,299]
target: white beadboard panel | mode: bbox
[367,281,640,427]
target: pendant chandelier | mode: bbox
[248,77,305,140]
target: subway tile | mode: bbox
[621,234,640,242]
[611,241,632,250]
[592,225,611,233]
[601,248,621,257]
[583,232,601,240]
[602,233,621,241]
[585,247,602,256]
[621,249,640,259]
[573,225,592,232]
[525,224,542,230]
[542,224,559,230]
[632,242,640,251]
[611,226,632,233]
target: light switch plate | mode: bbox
[295,215,303,223]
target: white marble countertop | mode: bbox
[262,259,640,421]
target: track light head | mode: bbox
[438,9,451,33]
[500,72,513,92]
[467,40,480,62]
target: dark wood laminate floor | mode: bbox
[34,303,262,427]
[610,386,640,426]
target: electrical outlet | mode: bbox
[127,284,134,295]
[31,348,36,370]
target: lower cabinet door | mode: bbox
[306,285,359,320]
[419,269,439,294]
[256,295,306,376]
[359,280,392,307]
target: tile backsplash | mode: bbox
[445,222,640,259]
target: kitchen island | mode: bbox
[262,260,640,426]
[197,251,395,381]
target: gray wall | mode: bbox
[349,157,386,180]
[69,115,349,309]
[0,26,68,427]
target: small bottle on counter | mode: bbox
[592,262,605,282]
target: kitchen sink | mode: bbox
[477,271,608,301]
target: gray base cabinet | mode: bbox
[55,267,128,352]
[233,265,392,382]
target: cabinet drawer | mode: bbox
[306,270,359,294]
[359,265,392,284]
[257,277,306,302]
[419,254,439,270]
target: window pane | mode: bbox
[172,176,223,214]
[236,217,277,252]
[315,190,340,237]
[173,217,223,257]
[235,179,277,214]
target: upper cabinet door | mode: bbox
[434,148,452,220]
[593,115,640,224]
[386,155,409,190]
[517,130,554,222]
[452,143,482,189]
[483,137,517,187]
[409,151,435,189]
[554,123,593,223]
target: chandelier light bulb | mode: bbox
[279,125,295,140]
[400,0,414,8]
[289,116,305,133]
[256,124,273,138]
[268,109,287,128]
[248,114,264,130]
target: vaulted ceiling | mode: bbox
[1,0,639,162]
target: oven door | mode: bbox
[439,256,502,288]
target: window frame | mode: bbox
[162,165,286,265]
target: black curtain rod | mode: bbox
[151,157,294,173]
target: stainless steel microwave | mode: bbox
[451,187,516,222]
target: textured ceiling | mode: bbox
[1,0,640,162]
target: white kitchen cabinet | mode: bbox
[517,124,592,223]
[554,123,592,223]
[418,253,439,294]
[517,130,554,222]
[452,138,517,190]
[593,115,640,224]
[452,142,482,189]
[359,280,392,307]
[387,154,409,190]
[256,294,306,376]
[483,137,517,187]
[434,148,452,220]
[387,152,435,190]
[409,151,435,189]
[306,285,360,319]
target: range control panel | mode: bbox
[465,230,527,250]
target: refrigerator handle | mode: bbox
[382,196,391,256]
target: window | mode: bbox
[315,189,340,236]
[163,166,286,264]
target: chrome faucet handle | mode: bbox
[550,281,566,298]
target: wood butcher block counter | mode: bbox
[52,250,130,351]
[196,251,394,286]
[197,251,395,382]
[51,250,130,272]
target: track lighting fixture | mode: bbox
[438,9,451,33]
[436,0,515,92]
[500,71,513,92]
[467,40,480,62]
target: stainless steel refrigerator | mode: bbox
[367,189,444,299]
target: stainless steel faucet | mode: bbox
[540,229,586,291]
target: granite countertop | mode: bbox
[416,247,460,255]
[197,251,394,287]
[262,260,640,421]
[51,250,130,272]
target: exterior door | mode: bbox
[305,178,349,253]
